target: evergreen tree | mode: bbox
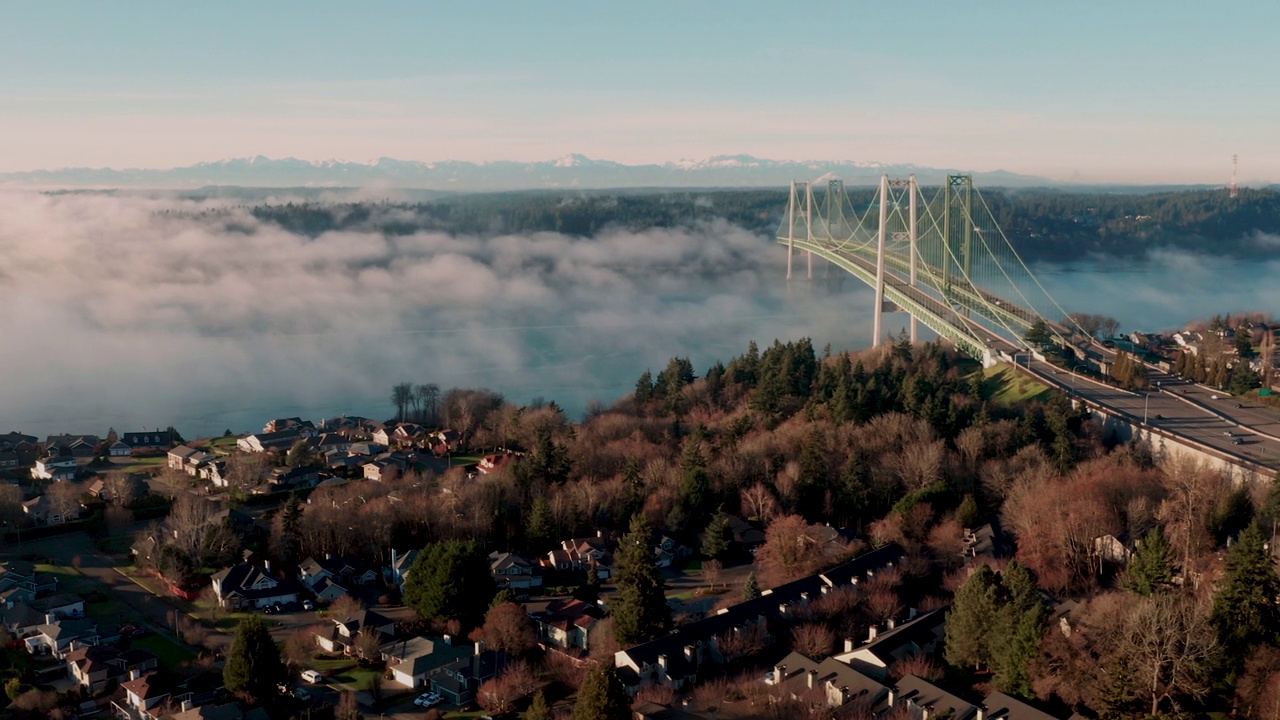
[523,690,552,720]
[224,615,286,704]
[612,513,672,646]
[1024,320,1052,348]
[402,540,496,629]
[634,370,654,404]
[743,572,761,600]
[991,562,1047,696]
[945,565,1001,669]
[1120,525,1174,596]
[679,431,712,528]
[701,512,733,560]
[957,494,980,530]
[1211,521,1280,657]
[571,663,630,720]
[525,494,554,551]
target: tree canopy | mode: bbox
[402,540,496,629]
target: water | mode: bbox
[1,191,1274,440]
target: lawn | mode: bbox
[309,656,357,673]
[449,455,483,467]
[133,633,197,670]
[34,563,100,595]
[983,364,1051,406]
[331,665,382,691]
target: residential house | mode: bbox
[210,563,299,610]
[308,433,352,455]
[35,593,85,619]
[66,645,160,694]
[171,702,268,720]
[983,692,1063,720]
[121,431,176,453]
[263,418,316,435]
[614,544,903,692]
[488,552,543,590]
[0,603,49,638]
[529,598,602,651]
[477,452,516,475]
[833,608,947,680]
[544,534,613,580]
[198,460,229,487]
[236,430,303,454]
[24,618,102,658]
[428,642,504,706]
[769,651,889,713]
[121,671,178,719]
[109,441,133,458]
[31,455,77,481]
[269,465,321,489]
[386,549,419,588]
[23,494,80,524]
[726,515,766,552]
[889,674,978,720]
[428,429,462,456]
[314,609,396,655]
[46,435,100,458]
[298,555,378,601]
[961,523,1003,561]
[653,535,692,568]
[385,635,472,690]
[0,560,59,599]
[347,442,388,457]
[167,446,200,471]
[363,453,409,482]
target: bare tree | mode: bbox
[755,514,825,587]
[104,473,139,507]
[476,661,536,713]
[167,495,223,562]
[224,454,271,492]
[479,602,538,656]
[353,629,383,663]
[47,480,84,521]
[702,559,722,591]
[329,594,365,619]
[391,382,414,422]
[740,482,780,523]
[1120,593,1217,716]
[791,623,835,658]
[283,627,317,670]
[416,384,441,425]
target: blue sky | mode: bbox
[2,1,1275,182]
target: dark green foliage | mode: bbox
[701,512,733,560]
[743,572,761,600]
[525,494,555,551]
[224,615,286,703]
[1121,525,1174,596]
[1024,320,1052,348]
[1227,362,1263,395]
[402,540,496,628]
[1110,351,1150,391]
[285,439,315,468]
[571,663,630,720]
[1211,522,1280,657]
[679,431,713,528]
[1237,325,1255,359]
[946,565,1000,669]
[1209,487,1256,545]
[957,494,980,530]
[523,690,552,720]
[612,513,672,646]
[634,370,654,404]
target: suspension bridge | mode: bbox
[777,174,1280,478]
[777,175,1082,366]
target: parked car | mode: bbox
[302,600,315,611]
[414,692,442,707]
[292,687,311,701]
[300,670,325,684]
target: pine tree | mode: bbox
[743,572,761,600]
[634,370,654,404]
[1120,525,1173,596]
[523,690,552,720]
[224,615,286,703]
[526,494,554,551]
[1211,521,1280,657]
[991,562,1047,696]
[402,540,496,629]
[680,430,712,527]
[612,513,672,646]
[945,565,1001,669]
[701,513,733,560]
[572,663,631,720]
[957,494,980,530]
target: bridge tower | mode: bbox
[871,175,921,345]
[941,175,975,310]
[785,181,814,280]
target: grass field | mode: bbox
[331,665,382,691]
[983,364,1052,406]
[34,563,101,595]
[133,633,197,669]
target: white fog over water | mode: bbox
[0,192,1274,439]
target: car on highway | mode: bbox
[1232,438,1245,445]
[1224,431,1234,437]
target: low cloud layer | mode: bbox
[0,192,874,437]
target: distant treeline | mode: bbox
[228,186,1280,262]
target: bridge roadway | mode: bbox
[787,238,1280,474]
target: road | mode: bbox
[1024,359,1280,468]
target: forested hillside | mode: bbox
[207,186,1280,262]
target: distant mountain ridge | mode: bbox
[0,154,1050,190]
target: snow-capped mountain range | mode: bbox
[0,154,1049,190]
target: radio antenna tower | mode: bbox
[1230,154,1239,198]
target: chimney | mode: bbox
[888,689,896,708]
[325,552,332,560]
[909,607,918,620]
[779,603,789,616]
[596,529,604,538]
[851,577,859,586]
[683,645,695,663]
[923,705,932,720]
[129,669,141,681]
[843,638,854,653]
[657,654,668,670]
[474,640,483,656]
[774,664,786,684]
[800,592,809,604]
[181,701,193,712]
[867,626,878,642]
[45,613,57,625]
[820,585,829,595]
[977,709,986,720]
[807,669,818,689]
[888,618,896,630]
[263,559,272,573]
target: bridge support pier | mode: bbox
[908,174,918,344]
[872,174,888,347]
